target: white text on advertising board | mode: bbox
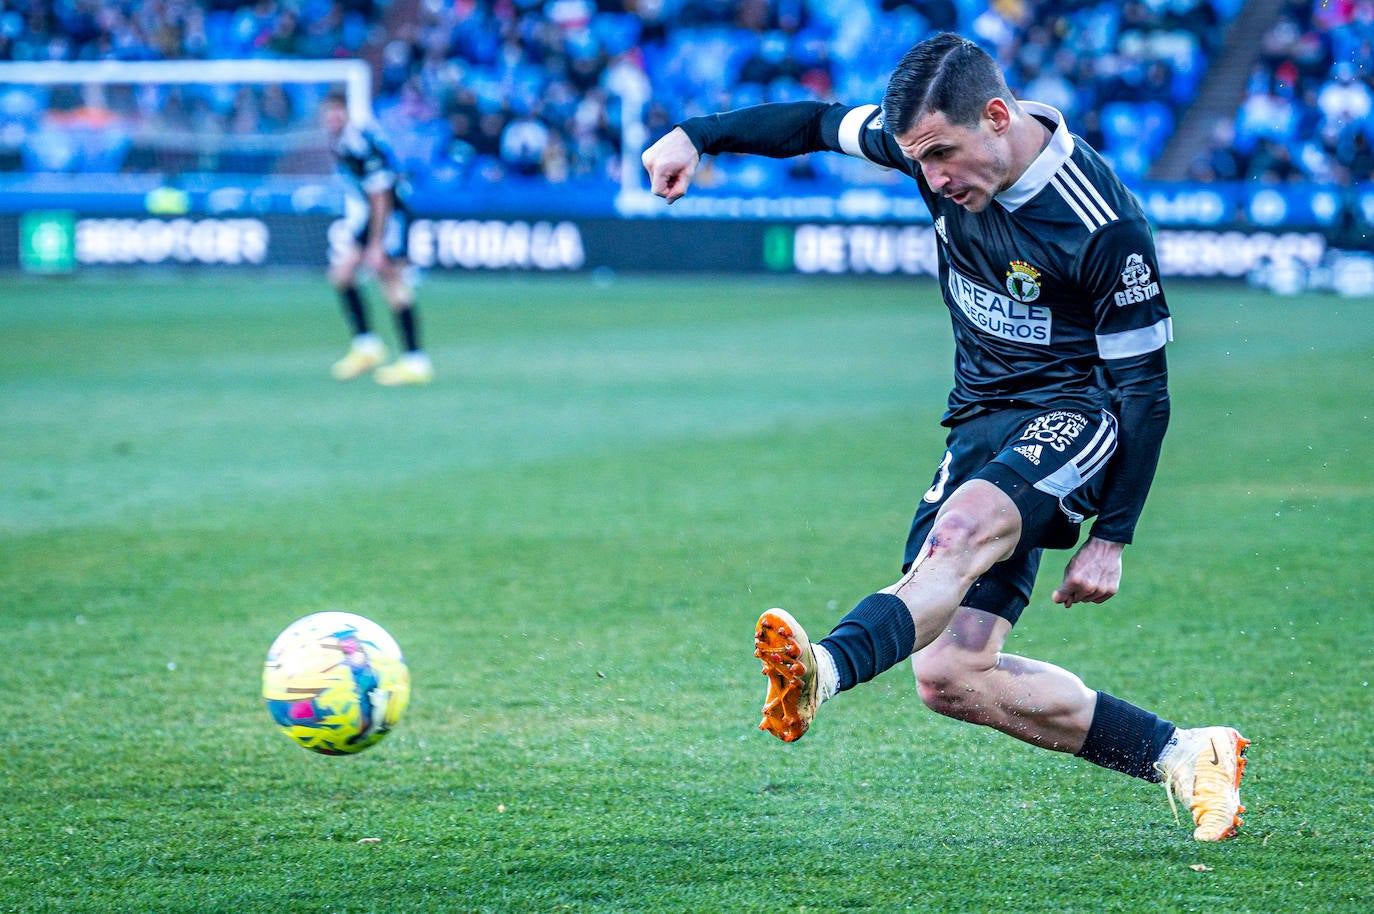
[76,218,269,265]
[407,219,585,270]
[792,224,939,275]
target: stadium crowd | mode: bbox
[0,0,1370,189]
[1188,0,1374,187]
[0,0,380,62]
[376,0,1240,188]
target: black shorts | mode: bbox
[901,407,1118,625]
[351,208,411,261]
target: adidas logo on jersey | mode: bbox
[935,216,948,245]
[1014,444,1043,465]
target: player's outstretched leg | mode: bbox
[1157,726,1251,841]
[754,609,819,743]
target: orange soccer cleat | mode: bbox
[1159,726,1251,841]
[754,608,819,743]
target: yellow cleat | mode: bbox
[1160,726,1251,841]
[331,337,387,381]
[374,353,434,387]
[754,608,818,743]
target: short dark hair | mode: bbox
[882,33,1017,135]
[322,91,348,110]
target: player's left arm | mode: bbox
[365,190,392,244]
[1054,218,1172,606]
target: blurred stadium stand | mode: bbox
[0,0,1370,280]
[1170,0,1374,186]
[2,0,1367,188]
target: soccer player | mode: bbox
[642,33,1249,841]
[320,92,433,386]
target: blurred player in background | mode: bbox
[320,92,433,386]
[643,33,1249,841]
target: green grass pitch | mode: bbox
[2,272,1371,913]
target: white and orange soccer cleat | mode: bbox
[374,352,434,387]
[331,336,387,381]
[1158,726,1251,841]
[754,608,819,743]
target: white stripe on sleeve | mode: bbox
[838,104,881,160]
[1097,317,1174,359]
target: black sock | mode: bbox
[818,593,916,693]
[1075,691,1176,782]
[393,304,421,353]
[340,286,370,336]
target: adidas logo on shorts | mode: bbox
[1014,444,1043,465]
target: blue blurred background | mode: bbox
[0,0,1369,276]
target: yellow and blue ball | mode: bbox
[263,612,410,755]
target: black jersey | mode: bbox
[678,100,1172,543]
[830,101,1170,424]
[331,122,411,214]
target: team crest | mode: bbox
[1005,260,1042,303]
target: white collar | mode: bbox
[995,101,1075,212]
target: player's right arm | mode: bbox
[354,127,399,264]
[640,127,701,202]
[642,102,909,202]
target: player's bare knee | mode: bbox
[923,510,1006,567]
[925,511,975,554]
[914,639,997,721]
[378,278,411,310]
[916,671,984,721]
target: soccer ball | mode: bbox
[262,611,410,755]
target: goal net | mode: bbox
[0,59,371,268]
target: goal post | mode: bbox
[0,58,372,179]
[0,58,372,119]
[0,58,373,269]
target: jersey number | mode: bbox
[923,450,953,504]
